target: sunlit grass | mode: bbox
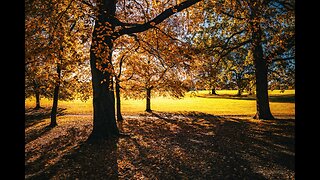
[25,98,93,115]
[25,90,295,117]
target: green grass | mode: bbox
[25,90,295,117]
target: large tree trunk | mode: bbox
[115,80,123,121]
[88,0,119,140]
[146,87,152,112]
[50,63,61,127]
[252,26,274,120]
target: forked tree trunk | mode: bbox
[252,26,274,120]
[146,87,152,112]
[88,0,119,140]
[115,80,123,121]
[50,63,61,127]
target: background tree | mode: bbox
[190,54,226,95]
[25,0,93,126]
[190,0,294,119]
[111,35,140,121]
[120,28,191,112]
[224,48,255,96]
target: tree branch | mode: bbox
[271,56,295,62]
[113,0,202,37]
[220,10,245,20]
[214,39,252,68]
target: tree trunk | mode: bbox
[33,80,41,109]
[88,0,119,140]
[50,63,61,127]
[252,26,274,120]
[115,80,123,121]
[146,88,152,112]
[237,89,242,96]
[35,92,41,109]
[211,88,217,95]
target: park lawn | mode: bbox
[25,90,295,179]
[25,90,295,117]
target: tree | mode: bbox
[190,54,226,95]
[25,58,52,109]
[88,0,203,139]
[191,0,294,119]
[224,48,255,96]
[25,0,93,126]
[111,36,140,121]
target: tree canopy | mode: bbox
[25,0,295,137]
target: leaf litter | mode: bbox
[25,112,295,179]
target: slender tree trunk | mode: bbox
[88,0,119,140]
[35,92,40,108]
[33,81,41,109]
[115,80,123,121]
[50,63,61,127]
[146,87,152,112]
[237,89,242,96]
[35,91,41,109]
[211,88,217,95]
[252,26,274,120]
[248,89,254,95]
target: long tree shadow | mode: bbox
[25,112,294,179]
[25,125,54,144]
[25,124,119,179]
[25,107,67,128]
[118,111,294,179]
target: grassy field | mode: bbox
[25,89,295,117]
[25,90,295,179]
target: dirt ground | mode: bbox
[25,110,295,179]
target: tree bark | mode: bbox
[50,63,61,127]
[252,26,274,120]
[237,89,242,96]
[33,80,41,109]
[115,80,123,121]
[146,88,152,112]
[88,0,119,140]
[35,91,41,109]
[211,88,217,95]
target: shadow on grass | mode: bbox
[120,111,294,179]
[25,107,67,128]
[196,94,295,103]
[25,125,55,144]
[25,122,120,180]
[25,112,294,179]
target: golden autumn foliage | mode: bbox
[25,0,295,178]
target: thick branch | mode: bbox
[113,0,202,37]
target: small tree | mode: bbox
[224,48,255,96]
